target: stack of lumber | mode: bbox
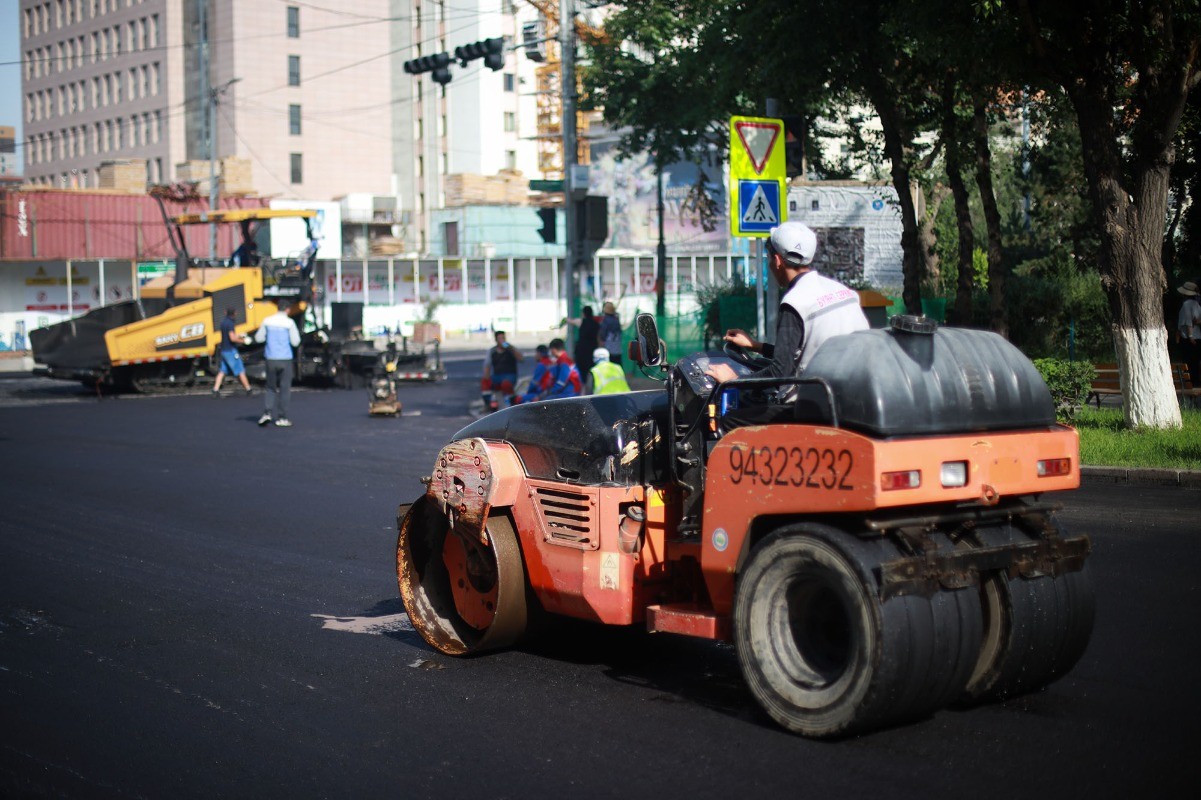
[220,157,254,194]
[175,161,212,193]
[444,171,529,207]
[97,159,147,193]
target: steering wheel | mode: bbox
[723,340,771,369]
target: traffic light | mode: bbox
[579,196,609,244]
[536,207,557,244]
[781,115,805,178]
[455,37,506,71]
[403,52,453,85]
[522,21,546,62]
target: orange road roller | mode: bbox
[396,314,1093,738]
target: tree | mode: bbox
[1003,0,1201,428]
[940,75,978,325]
[586,0,946,315]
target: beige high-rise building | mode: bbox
[20,0,395,200]
[19,1,542,251]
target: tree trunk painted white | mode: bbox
[1115,325,1182,429]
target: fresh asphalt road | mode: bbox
[1,358,1198,799]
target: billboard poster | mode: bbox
[588,142,730,255]
[24,264,91,312]
[466,261,488,303]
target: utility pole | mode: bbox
[199,0,215,260]
[560,0,578,347]
[763,97,780,341]
[656,163,666,316]
[206,76,241,262]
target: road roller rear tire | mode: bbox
[397,496,529,656]
[960,521,1095,703]
[734,525,982,738]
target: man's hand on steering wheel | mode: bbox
[722,329,770,369]
[724,328,758,350]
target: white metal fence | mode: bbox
[0,254,753,348]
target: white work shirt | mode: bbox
[255,311,301,360]
[779,270,870,373]
[1179,297,1201,342]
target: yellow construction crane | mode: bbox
[524,0,606,179]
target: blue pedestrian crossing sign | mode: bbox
[737,179,780,234]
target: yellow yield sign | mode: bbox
[729,116,787,238]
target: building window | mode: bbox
[289,104,301,135]
[503,111,515,132]
[505,150,516,170]
[287,6,299,38]
[290,152,302,183]
[504,73,515,92]
[288,55,300,86]
[416,155,423,178]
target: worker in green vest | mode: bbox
[587,347,631,395]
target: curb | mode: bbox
[1081,466,1201,489]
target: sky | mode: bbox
[2,0,23,167]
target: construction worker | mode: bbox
[541,338,581,400]
[586,347,631,395]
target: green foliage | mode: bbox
[695,274,756,348]
[1004,262,1112,361]
[421,298,443,323]
[1032,358,1096,422]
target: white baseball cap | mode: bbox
[593,347,610,364]
[769,221,817,266]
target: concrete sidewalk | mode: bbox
[0,353,33,373]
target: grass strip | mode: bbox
[1075,406,1201,470]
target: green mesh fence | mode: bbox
[623,311,706,362]
[717,296,757,342]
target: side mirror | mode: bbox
[634,313,662,367]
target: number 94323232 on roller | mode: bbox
[395,313,1093,739]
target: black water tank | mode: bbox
[804,324,1057,437]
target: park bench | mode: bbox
[1173,362,1201,407]
[1087,363,1121,407]
[1087,361,1201,407]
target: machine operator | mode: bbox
[705,221,868,427]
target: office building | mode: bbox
[19,1,542,252]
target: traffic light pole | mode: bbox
[560,0,578,349]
